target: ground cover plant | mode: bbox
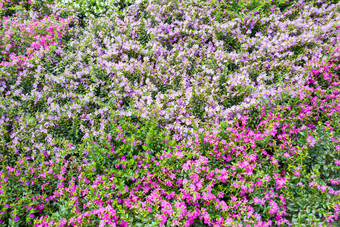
[0,0,340,226]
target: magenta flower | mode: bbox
[319,185,328,192]
[58,218,67,227]
[335,159,340,166]
[220,201,228,211]
[274,176,289,189]
[156,214,167,226]
[294,170,301,177]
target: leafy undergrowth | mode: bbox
[0,0,340,226]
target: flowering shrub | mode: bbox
[0,0,340,226]
[0,0,55,17]
[55,0,135,18]
[0,0,31,16]
[0,14,73,68]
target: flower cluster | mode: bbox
[0,0,340,226]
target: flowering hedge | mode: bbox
[0,0,340,226]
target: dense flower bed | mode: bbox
[0,0,340,226]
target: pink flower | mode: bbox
[283,153,290,158]
[231,182,240,188]
[274,176,289,189]
[156,214,167,226]
[182,179,188,185]
[294,170,301,177]
[169,173,176,180]
[263,175,270,182]
[309,181,316,188]
[201,208,211,225]
[58,218,67,227]
[306,136,316,147]
[182,161,191,171]
[220,201,228,211]
[253,197,262,204]
[335,159,340,166]
[319,185,328,192]
[225,217,233,225]
[172,219,179,226]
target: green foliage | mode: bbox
[56,0,135,19]
[208,0,294,22]
[0,0,55,17]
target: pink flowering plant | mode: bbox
[1,0,340,226]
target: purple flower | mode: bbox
[306,136,316,147]
[4,204,10,209]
